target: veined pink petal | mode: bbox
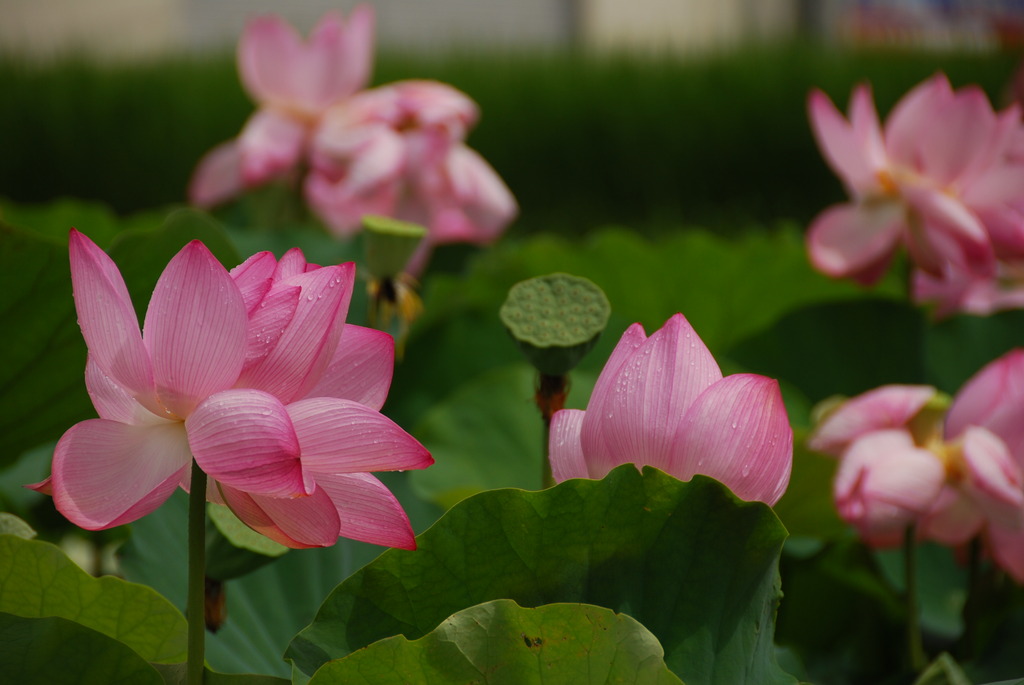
[313,471,417,549]
[808,384,937,457]
[219,483,340,548]
[806,201,904,284]
[833,429,945,546]
[670,374,793,505]
[240,284,300,374]
[273,248,310,281]
[885,73,953,170]
[68,230,160,416]
[286,397,432,475]
[229,251,277,314]
[186,389,306,498]
[51,419,191,530]
[961,426,1024,530]
[948,349,1024,466]
[580,314,723,478]
[301,324,394,409]
[143,241,248,418]
[237,110,307,186]
[188,140,244,208]
[549,409,589,482]
[84,357,166,425]
[235,263,355,403]
[807,87,880,193]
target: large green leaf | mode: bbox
[287,466,794,685]
[0,612,163,684]
[309,599,683,685]
[0,534,187,663]
[119,472,441,678]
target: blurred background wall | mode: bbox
[3,0,1022,61]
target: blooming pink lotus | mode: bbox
[305,79,518,275]
[189,6,375,207]
[33,230,431,550]
[912,261,1024,319]
[548,313,793,505]
[806,73,1024,285]
[808,365,1024,576]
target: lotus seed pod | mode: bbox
[363,215,427,278]
[500,273,611,376]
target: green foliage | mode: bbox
[0,612,164,684]
[288,466,794,685]
[0,534,187,663]
[309,599,683,685]
[0,47,1017,237]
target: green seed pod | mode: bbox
[363,215,428,278]
[500,273,611,376]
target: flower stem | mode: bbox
[535,373,568,488]
[904,525,926,672]
[187,459,208,685]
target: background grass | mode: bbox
[0,44,1019,238]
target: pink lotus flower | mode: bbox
[189,6,375,207]
[806,73,1024,285]
[548,313,793,505]
[305,79,518,275]
[808,372,1024,570]
[912,261,1024,319]
[33,230,431,550]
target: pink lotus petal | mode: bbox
[84,357,164,425]
[670,374,793,505]
[301,324,394,409]
[188,140,244,208]
[240,284,300,374]
[903,185,994,277]
[549,409,589,482]
[808,385,937,457]
[848,84,888,177]
[51,419,191,529]
[833,429,945,546]
[238,14,307,109]
[921,486,985,545]
[219,483,340,548]
[143,241,248,418]
[229,251,277,314]
[885,73,953,169]
[235,263,354,403]
[273,248,309,281]
[961,426,1024,529]
[426,145,518,245]
[948,349,1024,466]
[25,477,52,495]
[286,397,432,475]
[917,85,999,187]
[808,87,881,193]
[580,314,723,478]
[186,389,306,498]
[987,523,1024,583]
[237,110,308,186]
[313,471,417,549]
[806,201,905,283]
[68,230,160,416]
[307,6,375,107]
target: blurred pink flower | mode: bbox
[809,365,1024,575]
[33,230,431,550]
[912,260,1024,319]
[305,79,518,275]
[806,73,1024,285]
[548,313,793,505]
[189,6,375,207]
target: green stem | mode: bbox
[904,525,926,672]
[187,459,208,685]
